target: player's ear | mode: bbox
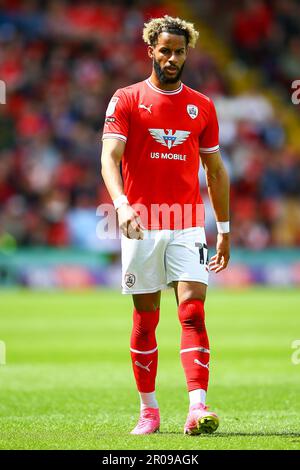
[148,46,154,59]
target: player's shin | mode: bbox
[130,308,159,408]
[178,299,210,406]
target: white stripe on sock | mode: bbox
[130,346,158,355]
[180,346,210,354]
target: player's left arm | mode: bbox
[200,150,230,273]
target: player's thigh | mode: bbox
[132,291,161,311]
[121,231,167,294]
[173,280,207,306]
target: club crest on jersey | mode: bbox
[187,104,198,119]
[149,129,191,149]
[125,273,136,288]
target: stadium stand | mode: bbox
[0,0,299,255]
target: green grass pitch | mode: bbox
[0,288,299,450]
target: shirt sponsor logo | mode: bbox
[105,117,116,123]
[106,96,119,116]
[149,129,191,149]
[187,104,198,119]
[150,152,186,161]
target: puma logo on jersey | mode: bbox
[194,359,209,369]
[139,104,153,114]
[149,129,191,149]
[134,360,153,372]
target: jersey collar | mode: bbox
[146,78,183,95]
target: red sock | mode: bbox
[130,307,159,393]
[178,299,210,392]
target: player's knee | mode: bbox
[179,291,206,304]
[133,294,160,312]
[133,301,159,311]
[178,299,205,331]
[133,308,160,339]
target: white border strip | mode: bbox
[130,346,158,355]
[200,145,219,153]
[102,133,127,142]
[180,346,210,354]
[146,78,183,95]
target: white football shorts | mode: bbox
[121,227,209,294]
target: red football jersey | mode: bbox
[102,78,219,229]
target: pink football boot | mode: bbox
[130,407,160,435]
[184,403,219,435]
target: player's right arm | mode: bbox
[101,138,144,239]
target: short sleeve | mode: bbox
[199,99,219,154]
[102,89,130,143]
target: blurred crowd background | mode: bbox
[0,0,299,287]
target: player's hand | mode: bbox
[208,233,230,273]
[117,204,145,240]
